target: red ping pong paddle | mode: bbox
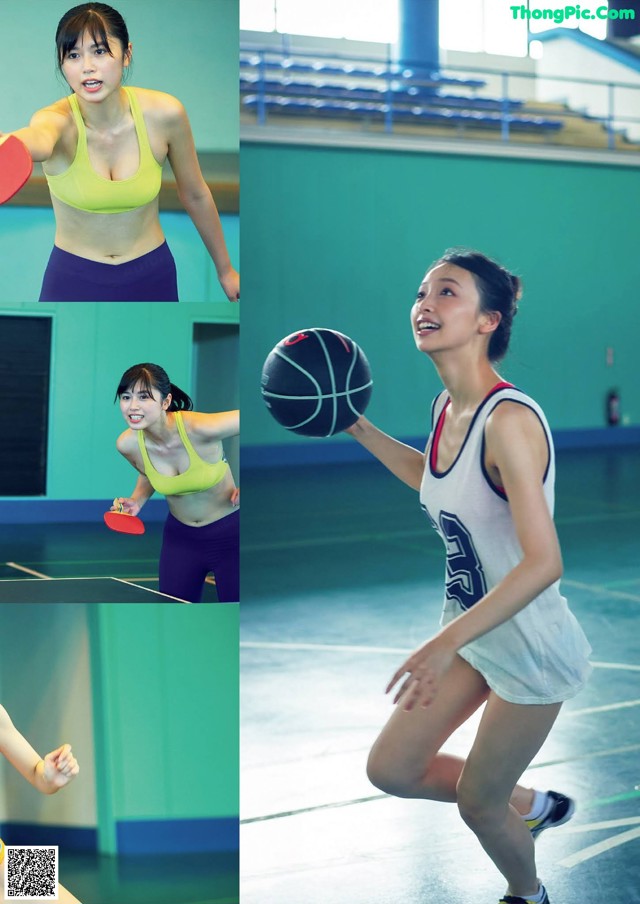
[0,136,33,205]
[104,500,145,535]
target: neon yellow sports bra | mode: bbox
[45,87,162,214]
[137,411,229,497]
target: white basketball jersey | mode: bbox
[420,384,592,704]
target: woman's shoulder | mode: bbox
[42,96,73,114]
[31,97,74,128]
[179,410,226,442]
[130,87,186,122]
[116,427,139,454]
[485,395,549,449]
[178,409,208,432]
[487,386,547,422]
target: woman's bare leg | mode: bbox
[456,693,562,897]
[367,654,534,814]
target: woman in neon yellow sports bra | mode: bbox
[113,363,239,603]
[0,3,238,302]
[0,704,81,903]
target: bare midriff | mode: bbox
[51,195,165,263]
[166,469,238,527]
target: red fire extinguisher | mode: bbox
[606,389,620,426]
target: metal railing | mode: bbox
[240,43,640,152]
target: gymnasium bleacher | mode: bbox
[240,25,640,153]
[240,49,564,139]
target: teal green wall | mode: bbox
[0,604,95,828]
[0,0,238,151]
[0,210,239,303]
[0,604,238,852]
[89,604,238,853]
[241,143,640,447]
[0,303,239,500]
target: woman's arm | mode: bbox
[115,433,155,513]
[164,97,239,301]
[0,705,79,795]
[345,416,426,491]
[389,403,562,709]
[1,108,66,163]
[112,473,155,515]
[191,410,239,441]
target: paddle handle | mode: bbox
[112,496,142,517]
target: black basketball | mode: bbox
[261,328,373,437]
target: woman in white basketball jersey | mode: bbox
[346,249,591,904]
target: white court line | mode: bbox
[5,562,52,579]
[567,698,640,717]
[562,817,640,834]
[112,578,191,604]
[556,509,640,525]
[531,743,640,769]
[243,644,640,721]
[242,642,640,675]
[559,825,640,868]
[0,575,116,582]
[242,528,439,554]
[591,660,640,673]
[562,578,640,603]
[244,512,640,554]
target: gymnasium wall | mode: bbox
[0,604,95,831]
[0,302,239,505]
[89,604,238,854]
[0,604,238,854]
[241,142,640,456]
[0,0,238,152]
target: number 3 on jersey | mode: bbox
[440,511,487,610]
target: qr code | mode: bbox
[4,846,58,900]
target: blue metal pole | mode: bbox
[257,51,266,126]
[501,72,510,143]
[607,83,615,151]
[385,70,393,133]
[397,0,439,74]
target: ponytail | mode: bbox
[167,382,193,411]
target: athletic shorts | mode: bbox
[39,241,179,302]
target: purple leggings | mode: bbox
[39,242,179,301]
[159,510,239,603]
